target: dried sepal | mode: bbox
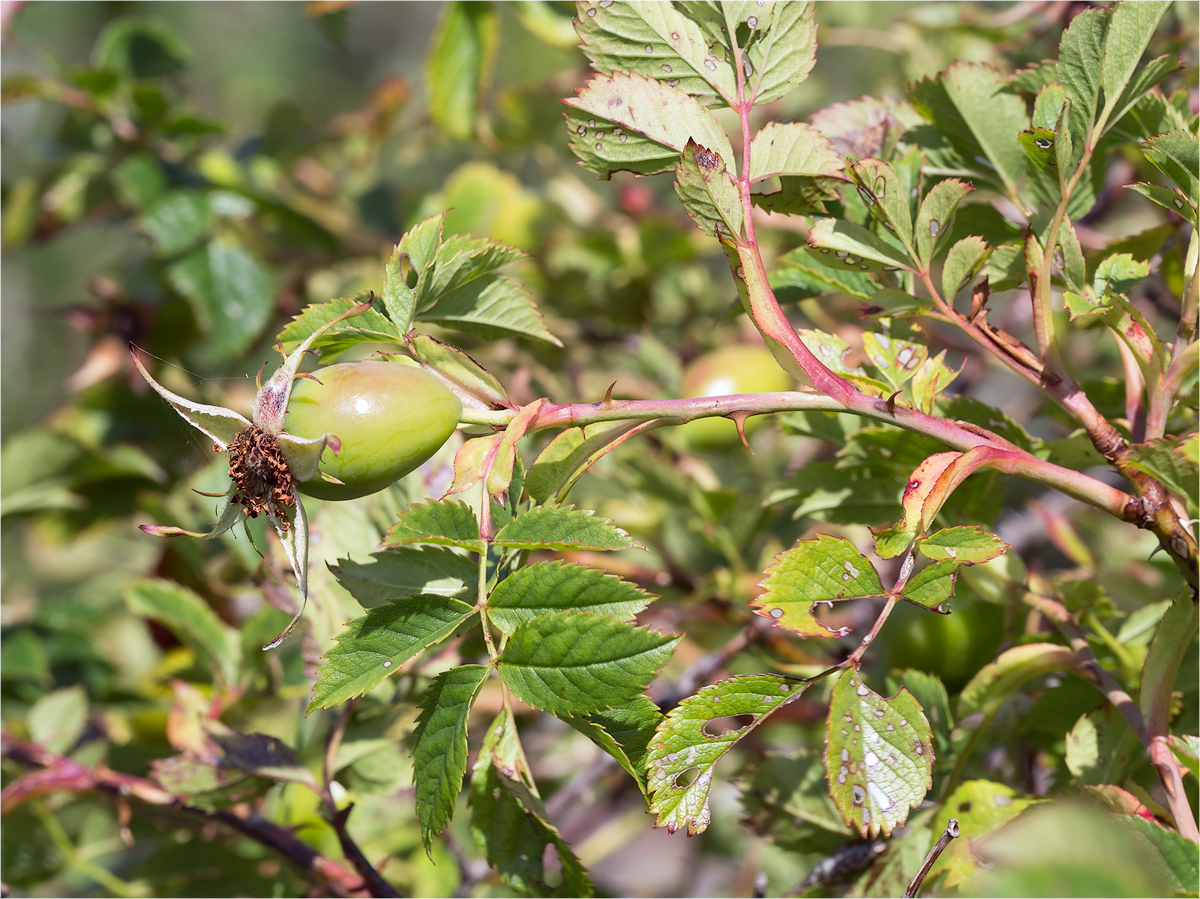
[129,348,251,448]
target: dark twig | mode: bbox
[1,733,372,897]
[903,818,959,898]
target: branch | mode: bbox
[1,734,379,898]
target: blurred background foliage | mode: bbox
[2,2,1197,897]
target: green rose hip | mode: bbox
[285,361,462,500]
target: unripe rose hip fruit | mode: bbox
[285,361,462,500]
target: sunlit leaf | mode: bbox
[487,562,655,636]
[383,500,484,552]
[492,505,641,551]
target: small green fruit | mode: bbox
[285,361,461,500]
[680,344,793,448]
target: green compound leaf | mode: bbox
[806,218,913,274]
[487,561,656,637]
[565,696,664,797]
[383,500,484,552]
[898,559,959,612]
[125,579,241,685]
[647,674,807,834]
[744,1,817,106]
[564,71,733,179]
[848,159,913,253]
[497,612,678,717]
[276,296,403,356]
[941,236,991,301]
[825,669,933,839]
[914,178,972,269]
[909,62,1026,197]
[918,526,1010,564]
[1142,130,1199,210]
[330,546,477,606]
[413,664,489,853]
[753,535,887,637]
[422,275,561,346]
[308,596,476,711]
[576,0,736,102]
[675,139,745,242]
[492,505,642,551]
[469,711,594,898]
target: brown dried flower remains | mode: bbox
[226,425,296,531]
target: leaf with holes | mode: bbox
[825,669,933,838]
[898,559,959,611]
[914,179,972,269]
[487,562,655,637]
[308,596,476,712]
[862,332,927,391]
[383,500,484,552]
[909,350,961,414]
[563,71,733,179]
[647,674,806,834]
[675,140,745,242]
[941,236,990,301]
[492,505,641,551]
[497,612,677,717]
[806,218,913,274]
[753,536,887,637]
[871,452,960,559]
[412,664,489,853]
[744,1,817,106]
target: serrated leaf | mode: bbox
[563,71,733,178]
[933,781,1039,891]
[1118,814,1200,896]
[409,333,509,408]
[488,562,654,636]
[565,696,664,796]
[125,579,241,684]
[1019,125,1060,174]
[861,288,932,318]
[330,546,477,606]
[862,332,927,390]
[909,350,961,414]
[900,559,959,611]
[772,247,878,301]
[918,526,1010,564]
[1057,8,1108,160]
[383,500,484,552]
[1065,709,1140,786]
[575,0,737,102]
[848,159,913,253]
[915,179,972,269]
[887,669,953,761]
[871,452,959,559]
[469,711,594,897]
[492,505,640,551]
[909,62,1026,196]
[308,596,476,711]
[675,139,745,242]
[647,674,806,834]
[941,236,991,303]
[166,240,274,363]
[806,218,913,274]
[1126,182,1197,227]
[422,274,561,345]
[276,296,404,355]
[526,420,653,504]
[748,122,842,188]
[1169,735,1199,780]
[825,670,933,838]
[381,214,444,331]
[753,535,886,637]
[1143,130,1199,209]
[413,664,489,852]
[744,1,817,106]
[497,612,677,717]
[1098,0,1171,133]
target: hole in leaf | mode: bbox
[672,766,701,788]
[399,253,417,290]
[703,714,755,737]
[541,843,564,888]
[957,800,973,814]
[852,784,867,806]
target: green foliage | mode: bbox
[3,2,1197,897]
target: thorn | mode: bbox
[256,361,267,390]
[886,390,901,415]
[191,488,229,498]
[604,381,617,403]
[295,371,323,384]
[731,411,754,453]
